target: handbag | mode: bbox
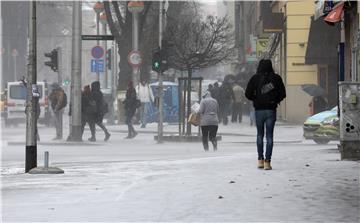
[188,113,200,126]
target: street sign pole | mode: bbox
[25,1,37,173]
[128,1,144,87]
[69,1,82,142]
[158,1,164,143]
[96,12,100,82]
[57,47,63,138]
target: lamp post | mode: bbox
[127,1,144,86]
[100,12,108,88]
[93,2,104,82]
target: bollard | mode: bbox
[44,151,49,168]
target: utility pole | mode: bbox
[56,47,63,138]
[157,1,164,143]
[25,1,37,173]
[69,1,82,141]
[93,2,104,82]
[102,20,108,88]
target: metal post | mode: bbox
[57,47,63,138]
[339,13,345,82]
[103,23,108,88]
[157,1,164,143]
[132,13,139,86]
[25,1,37,173]
[44,151,49,168]
[69,1,82,141]
[96,12,100,82]
[186,68,192,135]
[13,55,17,81]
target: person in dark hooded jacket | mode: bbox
[81,85,96,140]
[123,81,138,138]
[245,59,286,170]
[89,81,110,142]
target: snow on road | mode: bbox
[1,122,359,222]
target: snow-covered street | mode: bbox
[1,120,359,222]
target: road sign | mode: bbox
[127,50,142,67]
[128,1,144,13]
[91,46,104,59]
[91,59,104,73]
[82,35,114,41]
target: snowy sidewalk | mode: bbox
[2,139,359,222]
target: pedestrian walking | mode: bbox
[199,91,219,151]
[219,80,234,125]
[81,85,96,140]
[48,83,67,140]
[136,79,154,128]
[245,59,286,170]
[89,81,111,142]
[231,82,245,123]
[123,81,139,139]
[210,82,221,120]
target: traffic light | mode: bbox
[152,47,168,73]
[44,49,58,72]
[152,48,161,72]
[63,78,70,86]
[106,49,112,70]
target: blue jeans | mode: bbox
[255,110,276,161]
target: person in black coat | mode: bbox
[123,81,138,138]
[89,81,110,142]
[219,81,235,125]
[81,85,96,140]
[245,59,286,170]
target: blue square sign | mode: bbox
[91,59,104,73]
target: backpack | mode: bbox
[256,74,278,106]
[58,91,67,110]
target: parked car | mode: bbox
[303,106,339,144]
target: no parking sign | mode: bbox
[91,46,104,59]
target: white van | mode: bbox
[3,81,51,126]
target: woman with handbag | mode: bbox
[123,81,138,139]
[199,91,219,151]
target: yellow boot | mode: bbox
[264,160,272,170]
[257,159,264,169]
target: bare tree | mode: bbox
[164,11,235,135]
[104,1,191,89]
[165,15,235,71]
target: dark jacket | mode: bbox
[90,81,104,118]
[210,86,220,103]
[219,83,235,104]
[123,87,137,117]
[81,92,96,121]
[245,72,286,110]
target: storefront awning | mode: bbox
[324,2,344,24]
[305,16,340,65]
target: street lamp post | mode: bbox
[93,2,104,82]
